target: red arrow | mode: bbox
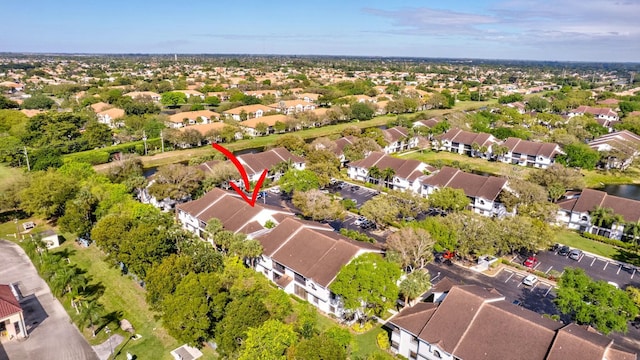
[212,143,268,207]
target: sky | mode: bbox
[3,0,639,62]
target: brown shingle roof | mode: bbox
[256,218,379,287]
[437,128,497,147]
[0,284,21,318]
[382,126,409,143]
[334,136,356,156]
[388,302,438,336]
[238,147,305,176]
[421,166,507,201]
[564,188,640,222]
[349,152,435,180]
[502,137,562,158]
[547,323,611,360]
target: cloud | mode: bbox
[363,1,640,60]
[363,7,497,36]
[193,33,335,41]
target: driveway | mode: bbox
[0,240,98,360]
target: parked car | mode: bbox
[568,249,583,260]
[523,256,538,268]
[269,187,281,194]
[354,216,366,226]
[557,245,571,256]
[350,185,358,192]
[522,275,538,287]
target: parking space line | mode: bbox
[590,257,597,266]
[617,264,622,275]
[545,266,553,274]
[533,263,541,270]
[531,283,538,291]
[544,287,552,297]
[632,268,636,279]
[517,282,522,288]
[504,272,514,283]
[603,262,608,271]
[577,254,584,262]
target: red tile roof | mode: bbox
[0,284,21,319]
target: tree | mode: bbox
[367,165,382,185]
[160,91,187,107]
[350,102,375,120]
[278,169,320,194]
[381,167,396,188]
[555,268,638,335]
[293,190,345,221]
[147,163,204,201]
[162,272,226,346]
[343,137,381,162]
[238,320,297,360]
[398,270,431,307]
[557,143,600,170]
[330,253,401,318]
[255,122,268,136]
[360,195,400,228]
[215,294,270,357]
[427,187,470,212]
[77,300,104,337]
[145,254,195,310]
[22,94,55,109]
[0,95,19,109]
[273,134,306,155]
[526,96,550,112]
[386,227,435,271]
[529,163,585,201]
[82,121,112,148]
[289,333,347,360]
[19,169,78,218]
[305,148,341,187]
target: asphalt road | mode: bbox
[425,261,640,354]
[514,248,640,289]
[0,240,98,360]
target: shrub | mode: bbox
[64,150,110,165]
[339,228,376,243]
[581,232,634,250]
[376,331,390,350]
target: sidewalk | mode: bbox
[93,334,125,360]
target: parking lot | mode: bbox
[495,269,555,299]
[330,181,379,208]
[517,247,640,289]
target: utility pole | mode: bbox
[23,146,30,171]
[160,130,164,153]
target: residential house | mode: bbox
[244,89,281,99]
[237,147,306,183]
[296,92,320,103]
[254,218,381,317]
[499,137,563,168]
[166,110,220,128]
[556,188,640,240]
[240,114,289,137]
[223,104,274,121]
[90,101,111,113]
[206,91,230,102]
[97,108,125,128]
[176,188,293,239]
[434,129,498,158]
[39,229,61,249]
[387,285,636,360]
[0,284,26,341]
[347,152,435,192]
[0,81,24,93]
[568,106,620,130]
[506,101,526,114]
[381,126,417,154]
[412,118,441,130]
[419,166,508,216]
[173,89,204,100]
[267,100,316,115]
[588,130,640,170]
[123,91,161,102]
[334,136,357,165]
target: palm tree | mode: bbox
[589,207,619,237]
[382,167,396,189]
[368,166,382,185]
[471,142,480,157]
[78,300,104,337]
[398,270,431,308]
[624,222,640,251]
[205,218,224,246]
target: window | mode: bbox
[433,350,442,358]
[294,272,306,285]
[294,284,307,299]
[273,261,285,273]
[409,351,417,359]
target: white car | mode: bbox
[522,275,538,287]
[269,187,281,194]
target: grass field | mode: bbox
[352,325,394,359]
[554,229,640,266]
[0,163,22,186]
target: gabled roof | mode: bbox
[256,218,380,287]
[223,104,273,115]
[421,166,507,201]
[238,147,305,176]
[349,152,435,181]
[502,137,563,158]
[413,118,440,128]
[168,110,220,124]
[334,136,357,156]
[390,285,636,360]
[90,101,111,113]
[572,106,618,118]
[240,114,288,128]
[97,107,125,119]
[0,284,21,319]
[178,122,226,135]
[556,188,640,222]
[176,189,291,233]
[588,130,640,153]
[382,126,409,144]
[437,128,498,147]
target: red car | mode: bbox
[524,256,538,268]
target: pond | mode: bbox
[600,184,640,201]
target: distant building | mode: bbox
[0,284,27,341]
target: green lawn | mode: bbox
[0,163,22,186]
[352,324,394,359]
[582,167,640,188]
[554,229,640,266]
[51,242,217,360]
